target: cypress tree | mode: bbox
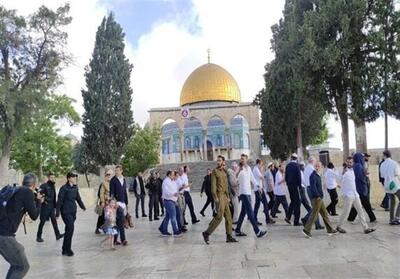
[81,13,134,166]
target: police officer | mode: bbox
[202,155,238,244]
[36,172,63,242]
[56,172,86,256]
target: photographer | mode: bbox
[0,173,43,279]
[36,172,63,242]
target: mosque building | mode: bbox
[148,56,261,164]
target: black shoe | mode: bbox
[95,228,101,235]
[276,210,282,213]
[266,219,276,224]
[200,211,205,217]
[364,228,376,234]
[149,218,153,222]
[181,227,188,232]
[56,234,64,241]
[293,223,302,227]
[331,213,338,216]
[62,250,74,257]
[257,222,262,226]
[142,214,148,217]
[284,218,291,225]
[336,227,346,233]
[226,235,238,243]
[36,237,44,243]
[192,219,200,224]
[202,231,210,245]
[257,230,267,238]
[136,215,139,219]
[232,221,238,225]
[235,231,247,237]
[184,222,189,225]
[302,229,312,238]
[271,215,278,219]
[154,217,160,220]
[315,226,325,230]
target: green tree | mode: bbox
[10,95,80,179]
[365,0,400,149]
[0,4,71,177]
[121,126,161,176]
[81,13,134,167]
[256,0,327,160]
[72,142,96,188]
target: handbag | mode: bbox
[94,199,103,215]
[124,213,134,229]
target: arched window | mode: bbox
[194,136,200,148]
[185,136,191,149]
[216,134,223,147]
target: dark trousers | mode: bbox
[200,194,214,214]
[96,213,105,230]
[61,213,76,253]
[149,194,159,219]
[0,236,30,279]
[381,193,389,209]
[37,206,61,239]
[299,187,311,212]
[114,207,126,243]
[183,191,197,222]
[326,188,338,215]
[348,195,376,222]
[271,195,289,218]
[287,185,301,225]
[158,193,164,215]
[135,194,146,218]
[254,191,272,222]
[267,191,275,211]
[235,195,260,235]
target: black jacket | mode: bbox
[201,174,212,195]
[285,161,302,187]
[40,180,57,207]
[133,176,146,196]
[145,178,159,196]
[110,176,128,204]
[56,183,86,216]
[0,186,41,236]
[309,171,324,199]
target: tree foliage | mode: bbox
[72,142,96,187]
[121,126,161,176]
[0,4,71,176]
[10,94,79,179]
[81,13,134,167]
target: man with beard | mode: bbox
[37,172,64,242]
[202,155,238,244]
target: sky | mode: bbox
[2,0,400,150]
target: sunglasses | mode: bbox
[105,173,112,177]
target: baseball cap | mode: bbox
[66,172,78,179]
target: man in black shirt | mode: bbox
[56,172,86,256]
[145,171,160,221]
[133,171,147,218]
[0,173,43,279]
[200,169,214,216]
[36,172,63,242]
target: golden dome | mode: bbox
[180,63,241,106]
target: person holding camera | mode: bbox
[0,173,43,279]
[36,172,64,243]
[56,172,86,257]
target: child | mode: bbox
[101,199,118,250]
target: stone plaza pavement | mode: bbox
[1,193,399,279]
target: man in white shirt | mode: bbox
[379,150,400,225]
[270,163,290,224]
[181,166,200,225]
[253,159,275,225]
[234,154,267,238]
[325,162,339,216]
[158,170,182,237]
[336,157,375,234]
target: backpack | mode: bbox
[0,185,18,220]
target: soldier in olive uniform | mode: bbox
[202,155,238,244]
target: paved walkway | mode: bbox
[1,193,399,279]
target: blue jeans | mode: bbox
[254,191,271,222]
[303,187,322,228]
[235,194,260,235]
[159,200,179,234]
